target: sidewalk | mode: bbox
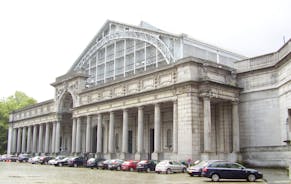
[256,168,291,184]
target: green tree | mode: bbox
[0,91,36,154]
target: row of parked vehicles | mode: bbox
[1,154,263,182]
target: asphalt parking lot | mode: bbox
[0,162,266,184]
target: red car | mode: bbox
[121,160,139,171]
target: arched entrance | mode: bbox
[58,92,74,154]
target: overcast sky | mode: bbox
[0,0,291,102]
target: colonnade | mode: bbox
[70,102,178,159]
[7,98,240,160]
[8,120,62,155]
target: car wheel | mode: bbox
[247,174,256,182]
[59,163,62,167]
[117,166,121,171]
[211,174,220,182]
[166,168,172,174]
[74,163,78,168]
[146,168,151,173]
[130,168,134,172]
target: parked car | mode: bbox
[0,154,7,162]
[121,160,139,171]
[39,156,54,165]
[108,159,124,170]
[67,156,86,167]
[6,155,18,162]
[54,157,70,167]
[187,160,212,176]
[29,156,41,164]
[97,159,111,169]
[18,154,32,163]
[201,160,263,182]
[155,160,187,174]
[48,155,66,165]
[87,158,105,169]
[136,160,157,172]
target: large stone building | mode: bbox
[7,20,291,167]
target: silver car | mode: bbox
[155,160,186,174]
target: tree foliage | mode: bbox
[0,91,36,154]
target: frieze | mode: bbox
[114,86,125,97]
[142,78,154,90]
[159,73,172,86]
[127,82,139,94]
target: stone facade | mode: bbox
[7,20,291,167]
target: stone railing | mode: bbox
[235,40,291,73]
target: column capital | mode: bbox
[172,99,178,105]
[231,99,239,105]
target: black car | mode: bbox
[87,158,105,169]
[201,161,263,182]
[136,160,157,172]
[18,154,32,163]
[67,156,86,167]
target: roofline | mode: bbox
[184,36,247,60]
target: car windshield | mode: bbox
[139,160,148,164]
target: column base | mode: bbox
[120,153,129,160]
[228,152,241,162]
[104,153,116,159]
[95,152,104,159]
[151,152,162,161]
[135,152,148,160]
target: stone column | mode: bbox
[17,128,22,153]
[52,122,57,153]
[154,103,161,153]
[38,124,43,153]
[55,121,61,153]
[27,126,32,153]
[76,117,81,153]
[122,109,128,153]
[17,128,22,154]
[232,101,240,152]
[21,127,26,153]
[203,97,211,152]
[71,118,77,153]
[44,123,50,153]
[173,100,178,153]
[137,106,144,153]
[108,111,115,153]
[96,114,102,154]
[86,115,92,153]
[32,125,38,153]
[7,125,13,155]
[12,128,17,153]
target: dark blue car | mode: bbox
[202,161,263,182]
[67,156,86,167]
